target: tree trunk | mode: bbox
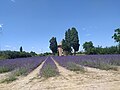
[119,42,120,54]
[74,50,76,55]
[63,51,68,56]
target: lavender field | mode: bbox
[0,55,120,75]
[0,56,46,74]
[0,55,120,90]
[53,55,120,70]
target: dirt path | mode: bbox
[0,57,120,90]
[0,57,47,90]
[0,72,11,81]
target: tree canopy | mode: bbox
[112,28,120,53]
[112,28,120,43]
[83,41,94,54]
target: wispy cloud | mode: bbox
[32,47,35,49]
[10,0,15,3]
[5,45,11,48]
[13,47,17,50]
[82,28,86,31]
[5,45,17,50]
[86,34,91,36]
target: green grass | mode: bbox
[66,62,85,72]
[41,65,59,78]
[13,67,28,76]
[0,67,29,83]
[96,63,118,71]
[81,61,118,71]
[0,66,11,73]
[1,74,17,84]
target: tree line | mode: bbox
[83,41,119,54]
[49,27,120,55]
[0,46,37,60]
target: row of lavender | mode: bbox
[0,56,46,74]
[53,55,120,70]
[39,57,59,78]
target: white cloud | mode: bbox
[10,0,15,3]
[5,45,11,48]
[32,47,35,49]
[0,24,3,28]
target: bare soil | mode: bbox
[0,58,120,90]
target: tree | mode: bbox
[49,37,58,55]
[83,41,94,54]
[30,51,37,56]
[65,29,71,47]
[70,27,80,55]
[62,27,80,55]
[20,46,23,52]
[62,39,71,55]
[64,29,72,54]
[112,28,120,53]
[62,39,71,51]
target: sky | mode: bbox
[0,0,120,53]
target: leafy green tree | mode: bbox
[20,46,23,52]
[49,37,58,55]
[83,41,94,54]
[30,51,37,56]
[70,27,80,55]
[112,28,120,53]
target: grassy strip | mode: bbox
[66,62,85,73]
[12,67,28,76]
[0,67,28,83]
[0,66,11,73]
[81,61,118,71]
[0,74,17,84]
[40,64,59,78]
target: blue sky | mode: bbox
[0,0,120,53]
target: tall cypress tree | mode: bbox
[63,27,80,55]
[70,27,80,55]
[20,46,23,52]
[65,29,71,47]
[64,29,72,54]
[49,37,58,55]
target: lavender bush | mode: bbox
[39,57,59,78]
